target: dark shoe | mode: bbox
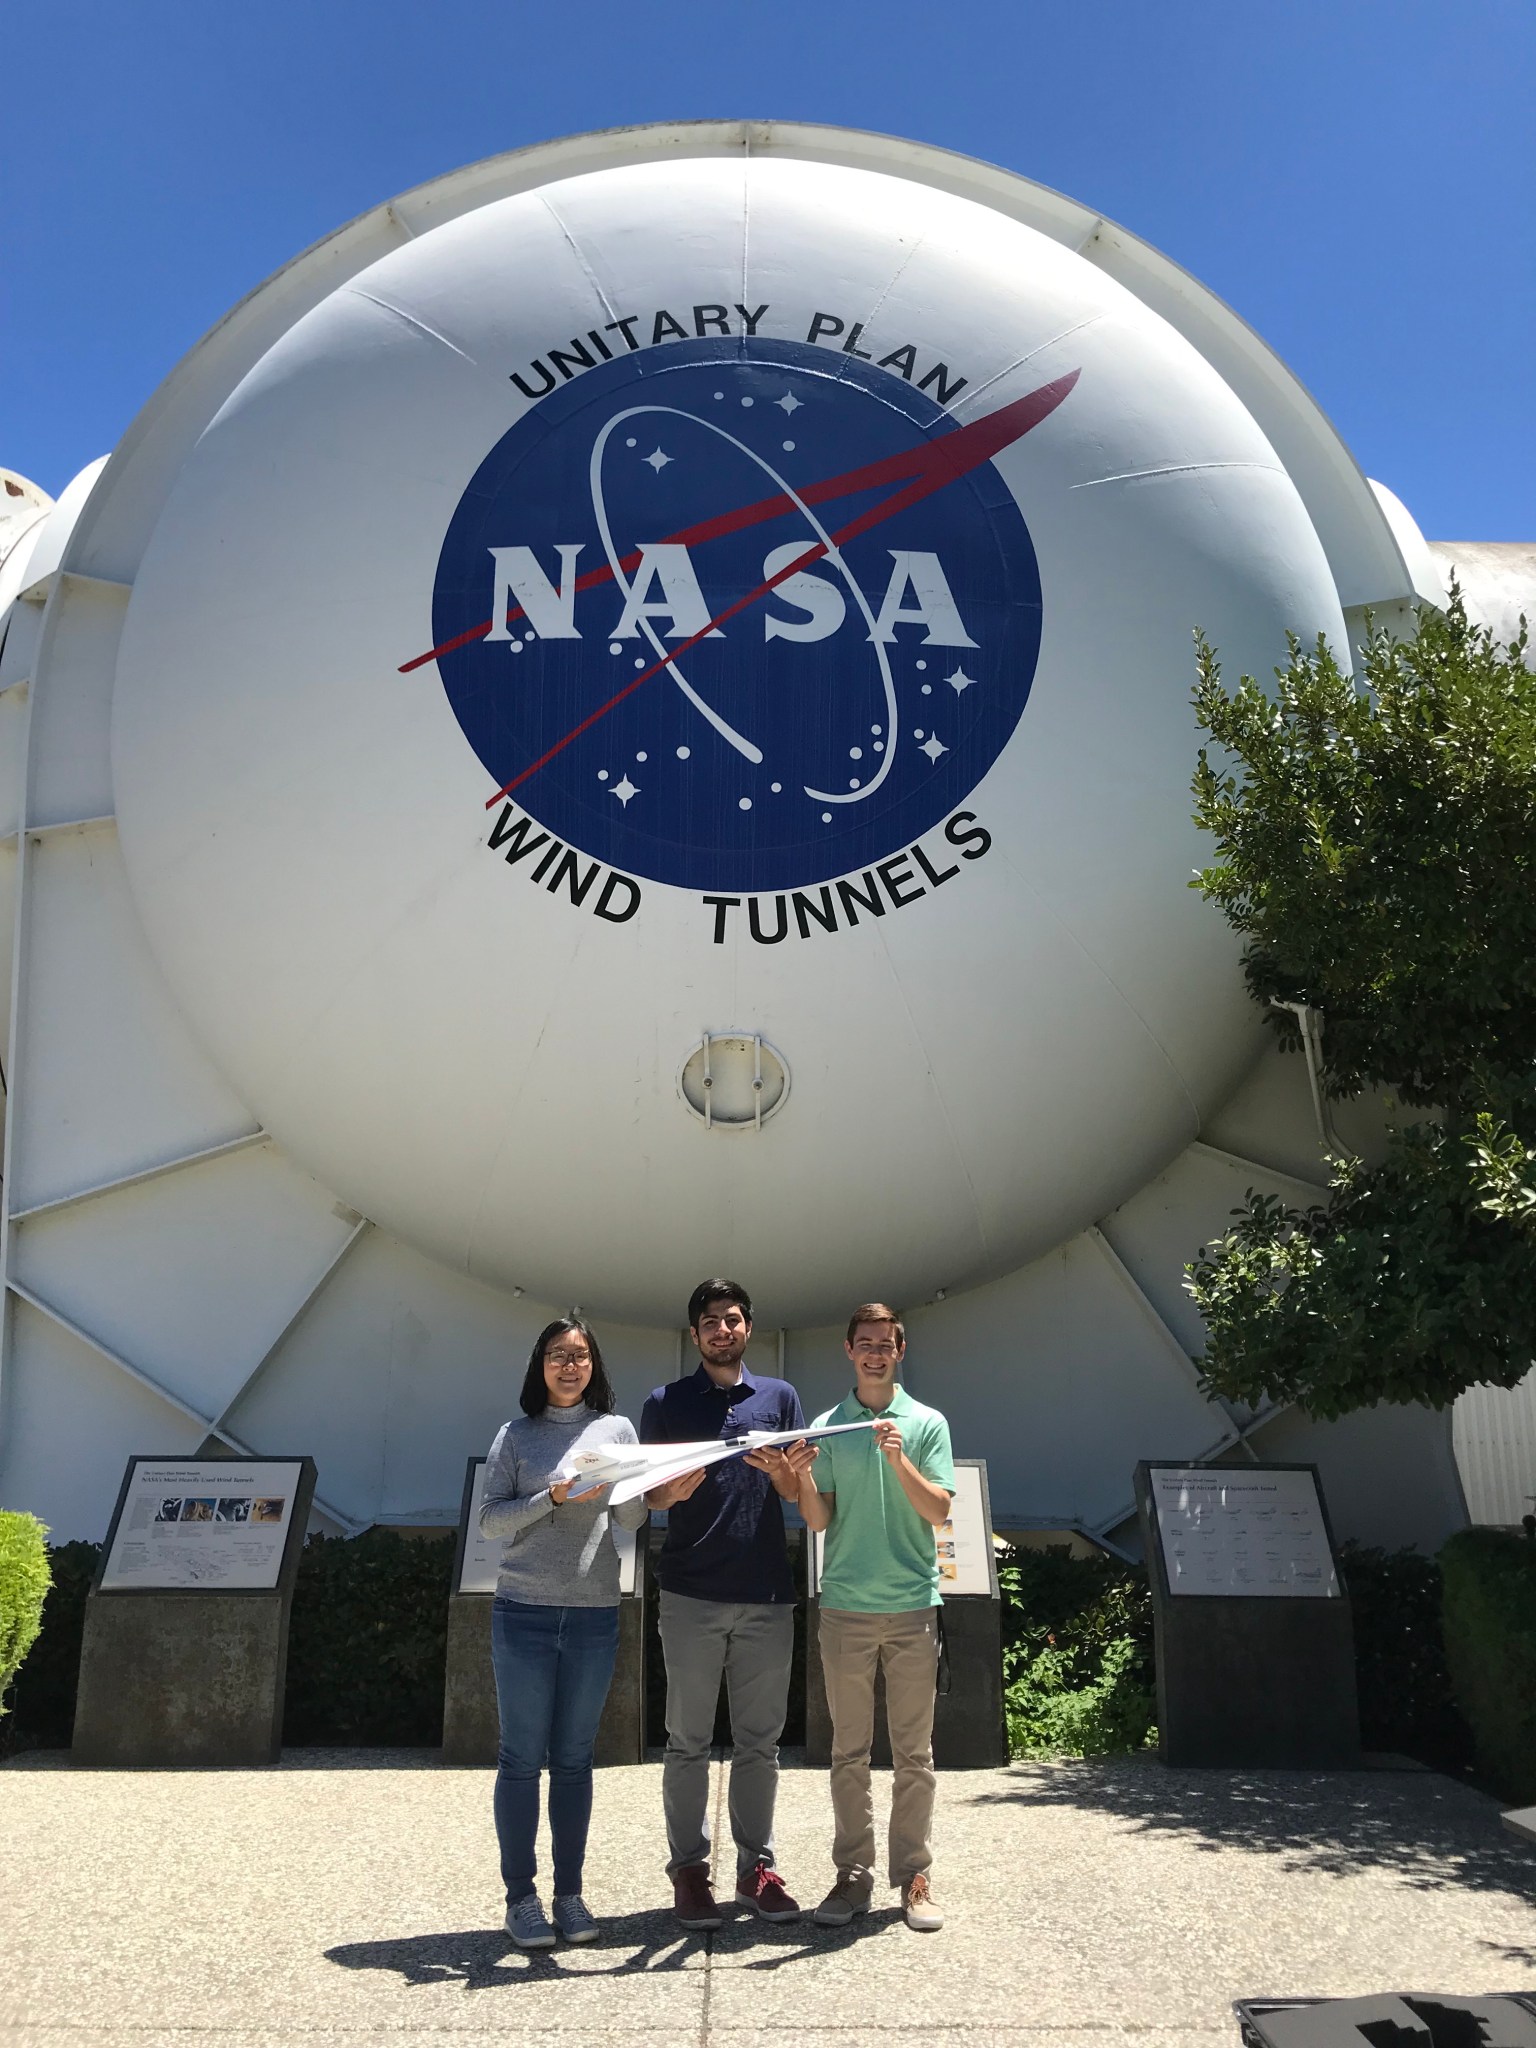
[812,1873,872,1926]
[673,1863,723,1930]
[901,1871,944,1931]
[551,1894,600,1944]
[504,1894,556,1948]
[736,1860,801,1922]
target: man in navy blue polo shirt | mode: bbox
[640,1278,813,1930]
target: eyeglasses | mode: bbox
[851,1341,899,1357]
[547,1349,592,1368]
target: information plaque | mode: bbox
[99,1458,304,1592]
[1134,1460,1359,1768]
[1148,1465,1340,1599]
[74,1452,316,1766]
[456,1455,637,1595]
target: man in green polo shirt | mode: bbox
[792,1301,954,1933]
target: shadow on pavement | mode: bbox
[970,1757,1536,1900]
[325,1910,886,1986]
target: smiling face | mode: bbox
[543,1331,594,1408]
[692,1298,752,1384]
[845,1320,906,1399]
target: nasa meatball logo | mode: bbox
[418,334,1077,926]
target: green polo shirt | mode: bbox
[811,1385,956,1612]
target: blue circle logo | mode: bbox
[431,337,1057,894]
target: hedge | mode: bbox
[0,1512,51,1716]
[283,1529,453,1746]
[1439,1526,1536,1803]
[0,1525,1483,1769]
[1337,1541,1471,1772]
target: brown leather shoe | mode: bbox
[901,1872,944,1931]
[672,1863,723,1930]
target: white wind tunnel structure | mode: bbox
[1,122,1530,1552]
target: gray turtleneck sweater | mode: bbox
[479,1405,648,1606]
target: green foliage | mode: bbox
[1187,592,1536,1415]
[1439,1527,1536,1802]
[282,1528,453,1745]
[0,1513,52,1717]
[997,1546,1156,1757]
[1188,1117,1536,1415]
[1191,594,1536,1108]
[1335,1541,1470,1770]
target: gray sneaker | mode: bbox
[504,1894,556,1949]
[812,1874,872,1926]
[552,1894,600,1944]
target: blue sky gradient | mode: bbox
[7,0,1532,537]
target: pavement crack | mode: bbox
[701,1742,728,2044]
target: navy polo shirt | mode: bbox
[640,1364,805,1604]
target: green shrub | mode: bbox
[1336,1541,1471,1771]
[1439,1526,1536,1802]
[998,1546,1157,1758]
[0,1513,52,1718]
[282,1528,452,1745]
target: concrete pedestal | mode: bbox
[73,1592,294,1766]
[441,1543,650,1767]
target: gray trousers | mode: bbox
[658,1589,795,1879]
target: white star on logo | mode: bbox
[612,775,639,805]
[920,734,948,763]
[644,448,672,472]
[946,667,976,695]
[774,392,802,415]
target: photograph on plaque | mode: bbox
[1149,1466,1340,1599]
[99,1460,304,1591]
[457,1455,637,1596]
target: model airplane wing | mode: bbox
[555,1419,878,1507]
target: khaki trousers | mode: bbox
[818,1606,939,1890]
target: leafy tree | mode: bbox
[1185,590,1536,1417]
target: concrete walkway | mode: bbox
[3,1750,1534,2047]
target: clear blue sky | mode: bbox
[7,0,1532,538]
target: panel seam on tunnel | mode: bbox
[1070,460,1284,490]
[540,196,620,326]
[344,287,481,369]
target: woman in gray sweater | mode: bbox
[480,1316,647,1949]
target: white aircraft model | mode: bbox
[555,1420,879,1507]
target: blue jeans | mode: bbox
[490,1598,620,1903]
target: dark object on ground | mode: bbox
[1234,1991,1536,2045]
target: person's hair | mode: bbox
[846,1302,905,1348]
[686,1278,753,1331]
[519,1316,615,1417]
